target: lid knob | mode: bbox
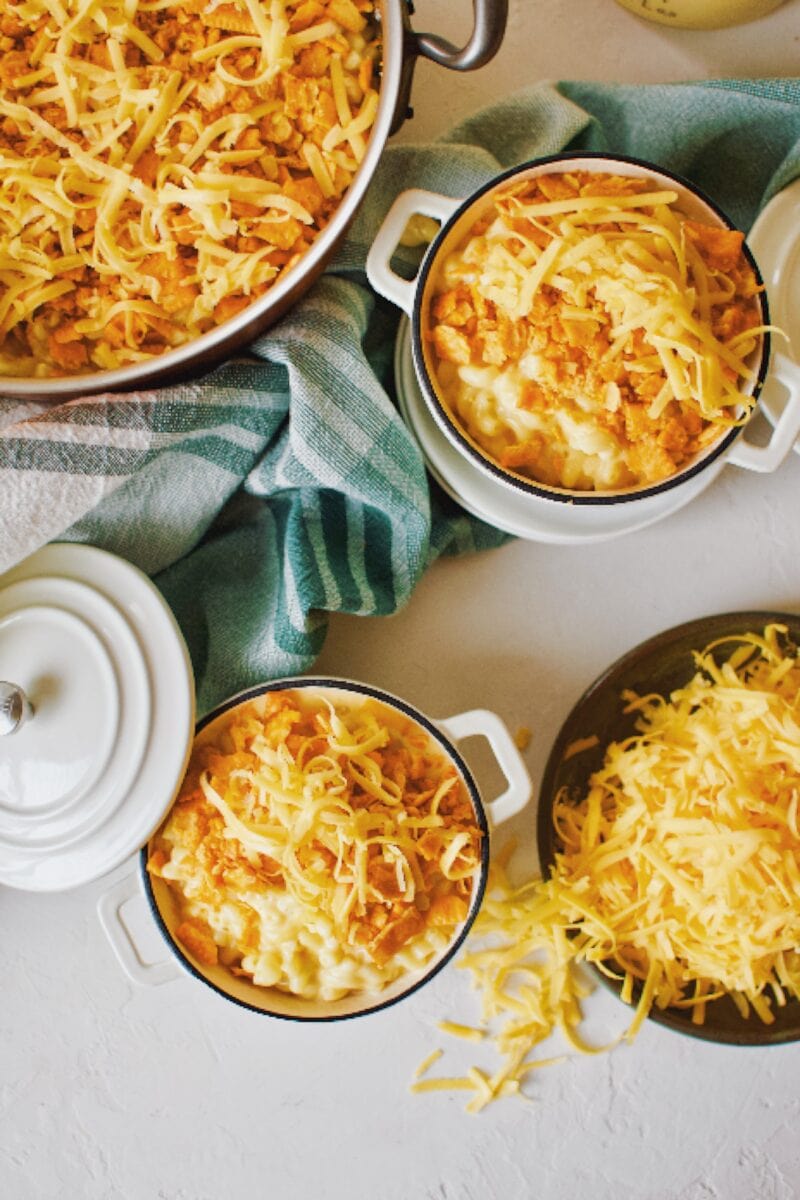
[0,682,32,736]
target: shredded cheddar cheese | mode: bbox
[411,858,615,1114]
[148,689,482,1002]
[410,1076,475,1094]
[0,0,380,376]
[427,170,766,491]
[551,623,800,1020]
[414,626,800,1112]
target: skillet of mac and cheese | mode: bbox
[0,0,379,376]
[425,171,765,492]
[147,690,482,1002]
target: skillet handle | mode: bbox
[391,0,508,133]
[412,0,509,71]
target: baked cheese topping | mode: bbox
[414,626,800,1112]
[426,171,765,491]
[148,690,481,1002]
[0,0,379,376]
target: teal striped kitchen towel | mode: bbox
[1,79,799,713]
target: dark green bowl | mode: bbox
[537,611,800,1046]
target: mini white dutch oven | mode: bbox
[98,677,531,1021]
[367,152,800,533]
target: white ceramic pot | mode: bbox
[367,152,800,539]
[98,677,532,1021]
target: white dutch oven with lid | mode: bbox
[0,542,531,1018]
[367,153,800,543]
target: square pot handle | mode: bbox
[436,709,532,827]
[727,353,800,473]
[97,868,181,988]
[365,188,461,314]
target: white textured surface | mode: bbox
[5,4,800,1198]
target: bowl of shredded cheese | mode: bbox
[368,154,800,522]
[537,612,800,1045]
[0,0,508,397]
[135,676,531,1019]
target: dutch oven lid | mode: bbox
[0,543,194,892]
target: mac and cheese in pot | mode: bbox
[147,688,482,1003]
[424,170,765,493]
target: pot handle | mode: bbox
[436,709,532,827]
[97,869,182,988]
[412,0,509,72]
[726,353,800,473]
[365,188,461,314]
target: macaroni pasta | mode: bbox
[148,689,482,1002]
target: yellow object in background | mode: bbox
[614,0,785,29]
